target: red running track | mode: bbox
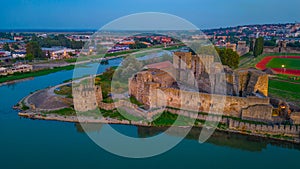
[271,68,300,76]
[256,56,300,76]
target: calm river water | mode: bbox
[0,58,299,169]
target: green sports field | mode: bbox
[266,58,300,69]
[269,79,300,105]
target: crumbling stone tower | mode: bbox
[73,80,103,112]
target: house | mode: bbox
[8,63,33,74]
[12,52,26,58]
[51,48,76,59]
[0,63,32,76]
[42,47,76,59]
[0,67,7,76]
[13,36,24,41]
[0,51,12,60]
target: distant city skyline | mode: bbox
[1,0,300,30]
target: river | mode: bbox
[0,57,299,169]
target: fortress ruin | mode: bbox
[73,80,103,112]
[129,51,274,122]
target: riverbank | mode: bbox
[0,65,75,84]
[17,110,300,144]
[0,46,169,85]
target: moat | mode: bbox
[1,58,300,169]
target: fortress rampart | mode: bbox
[164,108,299,137]
[149,87,272,122]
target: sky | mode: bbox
[1,0,300,30]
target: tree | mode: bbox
[25,54,34,61]
[249,38,254,52]
[114,55,143,83]
[129,42,147,49]
[12,43,19,50]
[253,37,264,57]
[26,41,43,58]
[264,38,276,47]
[3,43,10,51]
[216,48,240,69]
[287,41,300,48]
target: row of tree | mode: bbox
[25,41,43,60]
[2,43,19,52]
[216,48,240,69]
[24,34,85,60]
[287,41,300,48]
[250,37,264,57]
[129,42,148,49]
[195,45,240,69]
[31,34,84,49]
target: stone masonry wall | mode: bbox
[149,87,271,122]
[165,108,299,137]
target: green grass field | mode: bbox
[268,79,300,105]
[266,58,300,69]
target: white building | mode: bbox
[0,64,33,76]
[0,67,7,76]
[12,52,26,59]
[51,48,76,59]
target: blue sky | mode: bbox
[1,0,300,30]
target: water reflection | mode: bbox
[138,126,300,152]
[75,123,300,152]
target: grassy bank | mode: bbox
[104,50,139,57]
[44,108,76,116]
[0,65,75,84]
[65,55,104,63]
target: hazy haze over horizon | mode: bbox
[1,0,300,30]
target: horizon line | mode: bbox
[0,22,298,32]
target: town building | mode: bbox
[13,36,24,41]
[42,47,76,59]
[0,51,11,61]
[0,63,33,76]
[0,67,7,75]
[12,52,26,58]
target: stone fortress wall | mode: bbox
[129,51,272,123]
[263,40,300,54]
[149,88,273,122]
[236,41,250,56]
[163,108,300,137]
[72,81,299,137]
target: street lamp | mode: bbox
[281,64,285,74]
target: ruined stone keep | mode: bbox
[129,51,272,122]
